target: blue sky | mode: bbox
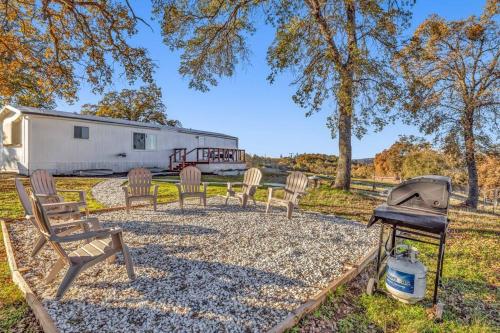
[57,0,486,158]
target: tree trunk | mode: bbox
[334,75,353,190]
[463,109,479,208]
[334,0,356,191]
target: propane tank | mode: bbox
[385,245,427,304]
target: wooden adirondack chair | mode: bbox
[266,171,309,219]
[225,168,262,207]
[15,178,99,257]
[176,166,207,210]
[122,168,159,213]
[29,194,135,299]
[30,169,88,216]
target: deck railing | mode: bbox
[169,147,246,170]
[195,148,246,164]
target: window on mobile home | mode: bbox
[133,133,157,150]
[74,126,89,139]
[2,118,22,146]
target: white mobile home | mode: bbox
[0,105,246,175]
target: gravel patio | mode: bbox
[9,197,378,332]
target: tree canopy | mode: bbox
[81,84,180,126]
[374,135,429,178]
[0,0,154,108]
[153,0,413,190]
[396,0,499,207]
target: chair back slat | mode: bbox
[128,168,152,196]
[15,178,32,216]
[180,166,201,193]
[29,194,69,260]
[284,172,308,202]
[31,170,57,196]
[242,168,262,195]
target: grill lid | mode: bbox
[387,175,452,215]
[368,175,452,234]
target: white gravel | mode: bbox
[9,197,379,332]
[91,178,126,207]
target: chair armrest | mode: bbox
[36,194,61,200]
[153,184,159,196]
[57,189,84,193]
[57,189,84,196]
[42,201,81,209]
[51,217,98,230]
[202,182,208,192]
[54,227,122,243]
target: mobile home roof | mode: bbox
[2,105,237,140]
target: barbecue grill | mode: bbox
[367,176,452,313]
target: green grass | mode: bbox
[0,225,29,332]
[1,174,498,332]
[293,190,500,332]
[0,175,105,220]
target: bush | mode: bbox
[352,164,374,179]
[401,149,447,179]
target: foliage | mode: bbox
[374,136,429,178]
[245,153,338,175]
[396,0,500,208]
[153,0,413,190]
[0,0,154,107]
[81,84,180,126]
[293,154,338,175]
[245,154,283,169]
[401,149,447,179]
[477,154,500,194]
[352,163,374,179]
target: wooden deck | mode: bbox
[169,147,246,171]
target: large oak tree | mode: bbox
[81,84,181,126]
[397,0,499,208]
[154,0,412,190]
[0,0,154,108]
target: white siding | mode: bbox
[24,115,239,174]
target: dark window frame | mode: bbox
[133,132,146,150]
[74,126,89,139]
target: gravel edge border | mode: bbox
[1,220,59,333]
[2,207,378,333]
[268,246,377,332]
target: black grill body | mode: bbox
[367,175,452,306]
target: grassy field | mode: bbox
[293,187,500,333]
[0,174,498,332]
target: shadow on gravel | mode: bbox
[73,243,305,330]
[117,220,219,236]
